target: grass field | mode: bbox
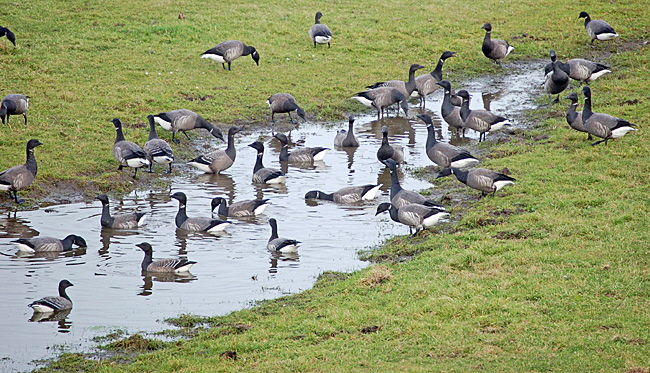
[3,0,649,371]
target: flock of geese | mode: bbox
[0,11,639,315]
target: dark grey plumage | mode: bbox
[153,109,225,143]
[366,63,425,98]
[377,126,404,164]
[579,12,618,44]
[581,86,637,146]
[136,242,196,273]
[95,194,147,229]
[412,51,456,109]
[309,12,332,47]
[200,40,260,70]
[0,94,29,125]
[274,133,330,164]
[436,80,465,135]
[352,87,409,120]
[383,159,445,210]
[188,126,241,174]
[144,115,174,173]
[543,50,570,103]
[267,218,300,253]
[248,141,287,184]
[481,23,514,66]
[0,139,42,203]
[111,118,150,178]
[418,114,479,169]
[304,184,382,204]
[12,235,87,253]
[211,197,270,218]
[170,192,232,233]
[565,92,592,140]
[0,26,15,46]
[437,167,516,196]
[28,280,74,313]
[457,90,512,142]
[376,202,450,237]
[334,115,359,147]
[268,93,306,123]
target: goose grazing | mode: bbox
[0,26,16,46]
[418,114,479,169]
[565,92,592,140]
[95,194,147,229]
[579,12,618,44]
[437,167,516,197]
[366,63,425,115]
[267,218,300,253]
[144,115,174,173]
[309,12,332,47]
[557,59,611,84]
[13,235,87,253]
[377,126,405,164]
[412,51,456,109]
[153,109,225,143]
[267,93,306,124]
[28,280,74,313]
[334,115,360,147]
[376,202,449,237]
[0,94,29,125]
[0,139,42,203]
[111,118,149,178]
[581,86,637,146]
[136,242,196,273]
[274,133,330,164]
[170,192,232,233]
[436,80,466,135]
[457,90,512,142]
[481,23,514,66]
[211,197,270,217]
[248,141,287,184]
[188,126,241,174]
[352,87,408,120]
[543,50,570,103]
[200,40,260,70]
[305,184,382,204]
[383,159,445,210]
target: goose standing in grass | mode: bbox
[334,115,359,147]
[377,126,404,164]
[95,194,147,229]
[170,192,232,233]
[309,12,332,47]
[211,197,270,218]
[28,280,74,313]
[376,202,450,237]
[436,81,466,135]
[581,86,637,146]
[248,141,287,184]
[457,90,512,142]
[418,114,479,169]
[144,115,174,173]
[437,167,516,197]
[274,133,330,164]
[383,159,445,210]
[565,92,592,140]
[111,118,149,178]
[412,51,456,109]
[305,184,382,204]
[0,26,16,46]
[579,12,618,44]
[153,109,225,143]
[136,242,196,273]
[0,139,42,204]
[200,40,260,70]
[268,93,306,124]
[13,235,87,253]
[556,58,611,85]
[543,50,570,103]
[188,126,241,174]
[0,94,29,125]
[352,87,409,120]
[267,218,299,253]
[481,23,514,66]
[366,63,424,115]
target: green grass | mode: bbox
[5,0,649,371]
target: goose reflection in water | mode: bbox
[29,309,72,333]
[139,272,197,297]
[268,252,299,274]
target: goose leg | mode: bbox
[11,190,23,204]
[182,131,191,141]
[133,168,139,178]
[23,114,27,125]
[172,133,180,144]
[167,163,172,174]
[288,112,296,124]
[118,165,124,172]
[222,63,226,69]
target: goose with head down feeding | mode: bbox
[352,87,408,120]
[268,93,306,124]
[304,184,382,204]
[170,192,232,233]
[0,139,42,204]
[0,26,16,46]
[13,235,87,253]
[376,202,450,237]
[153,109,225,143]
[211,197,269,218]
[136,242,196,273]
[437,167,516,197]
[28,280,74,313]
[200,40,260,70]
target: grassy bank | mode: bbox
[3,0,649,371]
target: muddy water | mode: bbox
[0,60,543,372]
